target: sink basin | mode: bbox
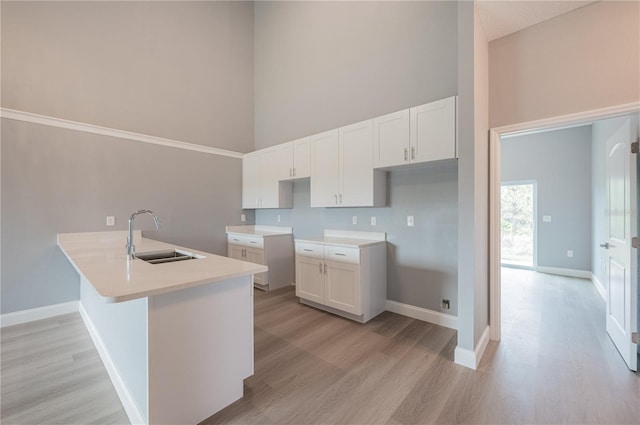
[135,249,202,265]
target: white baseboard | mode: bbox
[1,301,79,328]
[537,266,591,279]
[591,273,606,301]
[79,303,146,425]
[454,325,491,370]
[385,300,458,330]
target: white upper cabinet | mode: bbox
[311,121,386,208]
[373,109,410,168]
[242,146,292,209]
[310,129,341,207]
[373,96,457,168]
[281,137,311,180]
[410,96,457,163]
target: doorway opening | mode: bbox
[500,182,536,269]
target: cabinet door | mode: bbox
[373,109,410,168]
[245,247,266,284]
[340,120,374,207]
[227,244,245,261]
[324,260,361,315]
[410,96,457,164]
[259,148,284,208]
[242,154,261,209]
[310,129,340,207]
[295,256,325,304]
[292,137,311,178]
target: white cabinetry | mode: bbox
[226,226,294,291]
[373,96,457,168]
[282,137,311,179]
[242,146,292,209]
[294,230,387,323]
[310,121,386,208]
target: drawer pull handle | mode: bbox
[250,241,257,244]
[233,239,240,242]
[335,253,346,256]
[304,249,313,252]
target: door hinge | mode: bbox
[632,141,639,154]
[632,237,640,249]
[632,332,639,344]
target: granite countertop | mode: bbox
[225,225,293,237]
[58,231,267,303]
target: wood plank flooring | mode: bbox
[1,313,129,424]
[2,269,638,424]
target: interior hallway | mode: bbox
[2,270,639,424]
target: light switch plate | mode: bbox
[543,215,552,222]
[371,216,376,226]
[277,215,281,222]
[352,216,358,225]
[567,250,574,258]
[240,214,246,222]
[106,216,115,226]
[407,216,414,227]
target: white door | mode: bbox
[373,109,410,168]
[604,115,637,371]
[242,155,261,209]
[340,119,374,207]
[295,257,325,304]
[410,96,457,163]
[293,137,311,178]
[324,260,361,315]
[310,129,340,207]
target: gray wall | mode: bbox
[254,0,458,149]
[1,2,255,314]
[256,164,459,315]
[501,125,592,271]
[1,119,250,314]
[252,1,460,314]
[1,1,254,152]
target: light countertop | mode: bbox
[294,230,387,248]
[58,231,267,303]
[226,225,293,237]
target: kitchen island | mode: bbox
[58,231,267,425]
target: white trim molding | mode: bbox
[79,303,146,425]
[0,108,243,159]
[536,266,592,279]
[386,300,458,330]
[454,325,491,370]
[591,273,606,302]
[0,301,79,328]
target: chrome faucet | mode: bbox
[127,209,161,259]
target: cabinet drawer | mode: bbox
[325,246,360,264]
[295,242,324,259]
[227,234,264,249]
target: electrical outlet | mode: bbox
[567,250,574,258]
[441,299,450,310]
[277,214,281,222]
[407,216,414,227]
[371,216,376,226]
[106,216,115,226]
[543,215,552,223]
[240,214,246,222]
[352,216,358,225]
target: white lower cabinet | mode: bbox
[294,231,387,323]
[226,226,294,291]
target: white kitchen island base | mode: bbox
[58,231,266,425]
[80,274,253,425]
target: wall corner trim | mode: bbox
[0,301,79,328]
[454,325,491,370]
[79,303,146,425]
[385,300,458,330]
[0,108,244,159]
[591,273,606,302]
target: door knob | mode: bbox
[600,242,610,249]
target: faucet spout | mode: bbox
[127,209,161,259]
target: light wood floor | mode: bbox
[2,269,638,424]
[1,313,129,424]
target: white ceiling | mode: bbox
[476,0,598,42]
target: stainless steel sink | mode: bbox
[135,249,201,265]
